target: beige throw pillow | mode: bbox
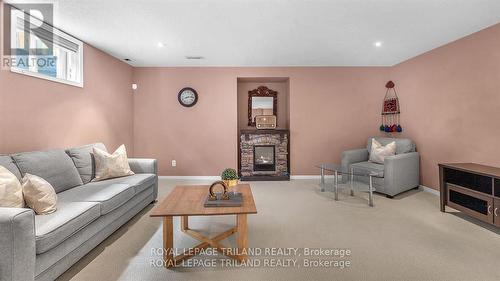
[22,174,57,215]
[369,139,396,164]
[93,144,134,181]
[0,166,24,208]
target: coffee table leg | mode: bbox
[237,214,248,261]
[334,170,339,201]
[369,176,374,207]
[163,216,174,267]
[181,216,189,231]
[320,168,325,192]
[350,167,354,196]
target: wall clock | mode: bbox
[178,87,198,107]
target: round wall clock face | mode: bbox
[178,87,198,107]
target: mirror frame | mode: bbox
[248,86,278,127]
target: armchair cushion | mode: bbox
[367,137,415,155]
[368,139,396,164]
[341,149,369,168]
[350,161,385,177]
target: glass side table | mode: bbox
[315,163,383,207]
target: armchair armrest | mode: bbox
[384,152,420,196]
[0,208,36,281]
[128,158,158,175]
[341,148,369,182]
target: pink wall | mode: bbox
[391,23,500,189]
[0,44,134,153]
[132,67,388,176]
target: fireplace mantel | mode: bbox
[238,129,290,181]
[240,129,289,134]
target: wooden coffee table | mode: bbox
[150,184,257,267]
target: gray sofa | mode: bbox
[341,137,419,197]
[0,143,158,281]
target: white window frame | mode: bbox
[10,10,84,88]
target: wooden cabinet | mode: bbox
[440,163,500,227]
[495,198,500,227]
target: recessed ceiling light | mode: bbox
[157,42,165,48]
[185,56,204,60]
[374,41,383,47]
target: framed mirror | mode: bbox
[248,86,278,126]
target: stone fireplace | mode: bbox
[239,129,289,181]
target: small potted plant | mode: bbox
[221,168,239,190]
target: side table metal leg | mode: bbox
[334,171,339,201]
[369,175,374,207]
[320,168,325,192]
[350,167,354,196]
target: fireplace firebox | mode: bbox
[253,145,275,171]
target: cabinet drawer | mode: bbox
[495,178,500,198]
[444,168,492,195]
[447,184,493,224]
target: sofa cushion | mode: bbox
[84,173,156,194]
[35,201,100,254]
[58,182,135,215]
[367,137,415,155]
[0,155,22,179]
[66,143,107,184]
[12,149,83,193]
[0,166,23,208]
[350,161,385,177]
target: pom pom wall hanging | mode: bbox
[380,81,402,133]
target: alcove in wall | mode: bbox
[236,77,291,181]
[236,77,290,131]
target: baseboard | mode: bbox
[160,175,334,180]
[158,176,220,180]
[158,177,440,196]
[419,185,439,196]
[290,175,335,179]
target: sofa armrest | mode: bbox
[128,158,158,201]
[0,208,36,281]
[128,158,158,175]
[384,152,420,196]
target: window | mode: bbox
[10,9,83,87]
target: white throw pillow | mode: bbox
[92,144,134,181]
[0,166,24,208]
[22,174,57,215]
[369,139,396,164]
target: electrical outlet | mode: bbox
[171,160,176,167]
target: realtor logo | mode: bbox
[2,2,55,71]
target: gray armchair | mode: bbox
[341,137,420,198]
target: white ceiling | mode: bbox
[8,0,500,66]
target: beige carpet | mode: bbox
[58,179,500,281]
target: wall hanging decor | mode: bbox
[380,81,402,133]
